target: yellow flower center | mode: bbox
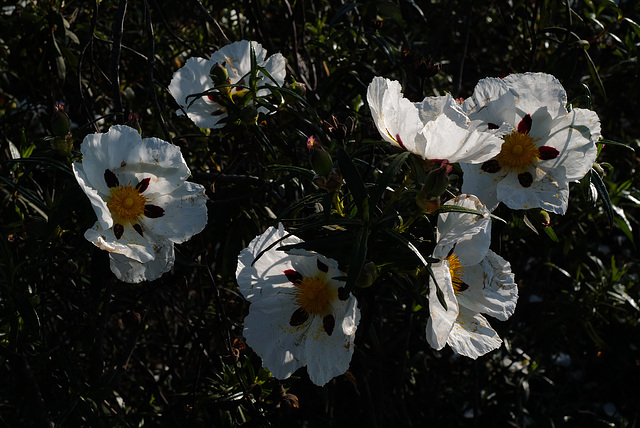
[107,184,148,225]
[495,130,540,169]
[293,275,337,315]
[445,254,466,293]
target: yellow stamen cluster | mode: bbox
[496,131,540,168]
[107,184,148,225]
[445,254,466,293]
[293,275,337,315]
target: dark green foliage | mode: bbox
[1,0,639,426]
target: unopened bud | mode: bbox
[307,136,334,176]
[416,193,441,213]
[355,261,378,288]
[210,62,230,86]
[422,163,452,198]
[528,209,551,227]
[51,133,73,157]
[239,105,258,125]
[51,104,70,136]
[126,113,142,134]
[313,169,343,192]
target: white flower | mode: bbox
[72,125,208,283]
[426,194,518,359]
[236,224,360,386]
[366,76,505,163]
[460,72,602,214]
[168,40,286,129]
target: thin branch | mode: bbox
[143,0,172,142]
[190,0,231,45]
[77,0,100,132]
[110,0,128,124]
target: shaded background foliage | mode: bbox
[1,0,639,426]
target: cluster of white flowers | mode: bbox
[73,40,601,386]
[367,72,601,359]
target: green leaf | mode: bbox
[431,204,485,216]
[589,168,613,225]
[337,146,368,208]
[369,151,410,210]
[343,226,368,294]
[328,2,362,30]
[599,139,635,152]
[543,225,560,243]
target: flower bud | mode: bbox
[307,136,334,176]
[126,113,142,134]
[51,133,73,157]
[239,105,258,125]
[210,62,230,86]
[313,169,343,192]
[51,104,70,136]
[527,209,551,227]
[422,162,452,198]
[416,193,441,213]
[355,261,378,288]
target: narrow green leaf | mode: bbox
[337,146,368,207]
[589,169,613,225]
[369,151,410,210]
[543,225,560,243]
[599,139,635,152]
[344,227,368,294]
[328,2,362,30]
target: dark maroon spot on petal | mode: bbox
[538,145,560,160]
[518,172,534,188]
[317,259,329,273]
[113,223,124,239]
[457,282,469,292]
[488,123,500,130]
[104,169,119,188]
[211,109,225,116]
[207,93,223,103]
[133,223,144,237]
[481,159,502,173]
[517,114,532,134]
[284,269,303,284]
[135,177,150,193]
[323,314,335,336]
[144,204,165,218]
[395,133,407,150]
[289,307,309,327]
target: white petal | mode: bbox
[498,168,569,214]
[258,52,287,87]
[460,162,504,212]
[78,126,191,189]
[108,239,174,283]
[447,307,502,359]
[434,194,491,266]
[416,94,503,163]
[457,250,518,321]
[503,72,568,119]
[236,224,305,302]
[462,77,516,125]
[426,261,459,350]
[168,57,227,129]
[242,293,306,380]
[73,162,113,230]
[84,222,157,263]
[541,108,600,181]
[366,77,426,156]
[210,40,264,83]
[142,181,208,244]
[303,295,360,386]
